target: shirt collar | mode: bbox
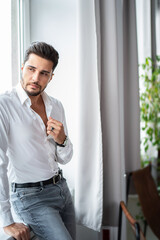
[15,82,31,105]
[41,91,52,119]
[15,82,52,107]
[41,91,52,106]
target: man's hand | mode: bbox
[3,222,30,240]
[47,117,66,144]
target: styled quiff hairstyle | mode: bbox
[24,42,59,72]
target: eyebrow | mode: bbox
[27,65,51,74]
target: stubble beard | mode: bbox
[25,88,42,97]
[21,78,46,96]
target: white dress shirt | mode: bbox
[0,83,73,227]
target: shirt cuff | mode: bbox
[57,137,70,151]
[56,138,73,164]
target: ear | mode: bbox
[21,64,24,71]
[49,73,54,82]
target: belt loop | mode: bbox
[53,176,56,184]
[40,181,43,187]
[59,169,62,177]
[60,169,63,179]
[12,183,16,192]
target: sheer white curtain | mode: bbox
[75,0,103,232]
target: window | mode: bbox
[0,0,12,93]
[136,0,160,186]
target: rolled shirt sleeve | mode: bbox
[56,101,73,164]
[0,102,14,227]
[56,138,73,164]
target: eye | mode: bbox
[41,72,49,77]
[28,67,34,72]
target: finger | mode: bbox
[21,232,27,240]
[18,225,30,240]
[14,235,21,240]
[14,232,23,240]
[50,126,54,132]
[47,124,55,132]
[16,229,28,240]
[25,226,30,240]
[48,121,62,129]
[48,117,63,126]
[47,128,57,135]
[47,123,62,132]
[15,236,21,240]
[21,231,29,240]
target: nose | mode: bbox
[32,71,40,82]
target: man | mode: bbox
[0,42,75,240]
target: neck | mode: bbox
[30,94,43,106]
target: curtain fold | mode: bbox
[101,0,140,226]
[100,0,125,227]
[75,0,103,232]
[123,0,140,173]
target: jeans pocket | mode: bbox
[16,187,43,199]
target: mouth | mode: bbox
[28,83,40,90]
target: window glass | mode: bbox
[0,0,11,93]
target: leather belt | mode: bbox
[12,171,63,188]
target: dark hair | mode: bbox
[24,42,59,72]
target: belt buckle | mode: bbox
[53,173,61,184]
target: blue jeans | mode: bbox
[11,178,76,240]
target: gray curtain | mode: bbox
[100,0,140,226]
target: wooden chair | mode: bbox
[119,164,160,240]
[132,165,160,239]
[118,201,146,240]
